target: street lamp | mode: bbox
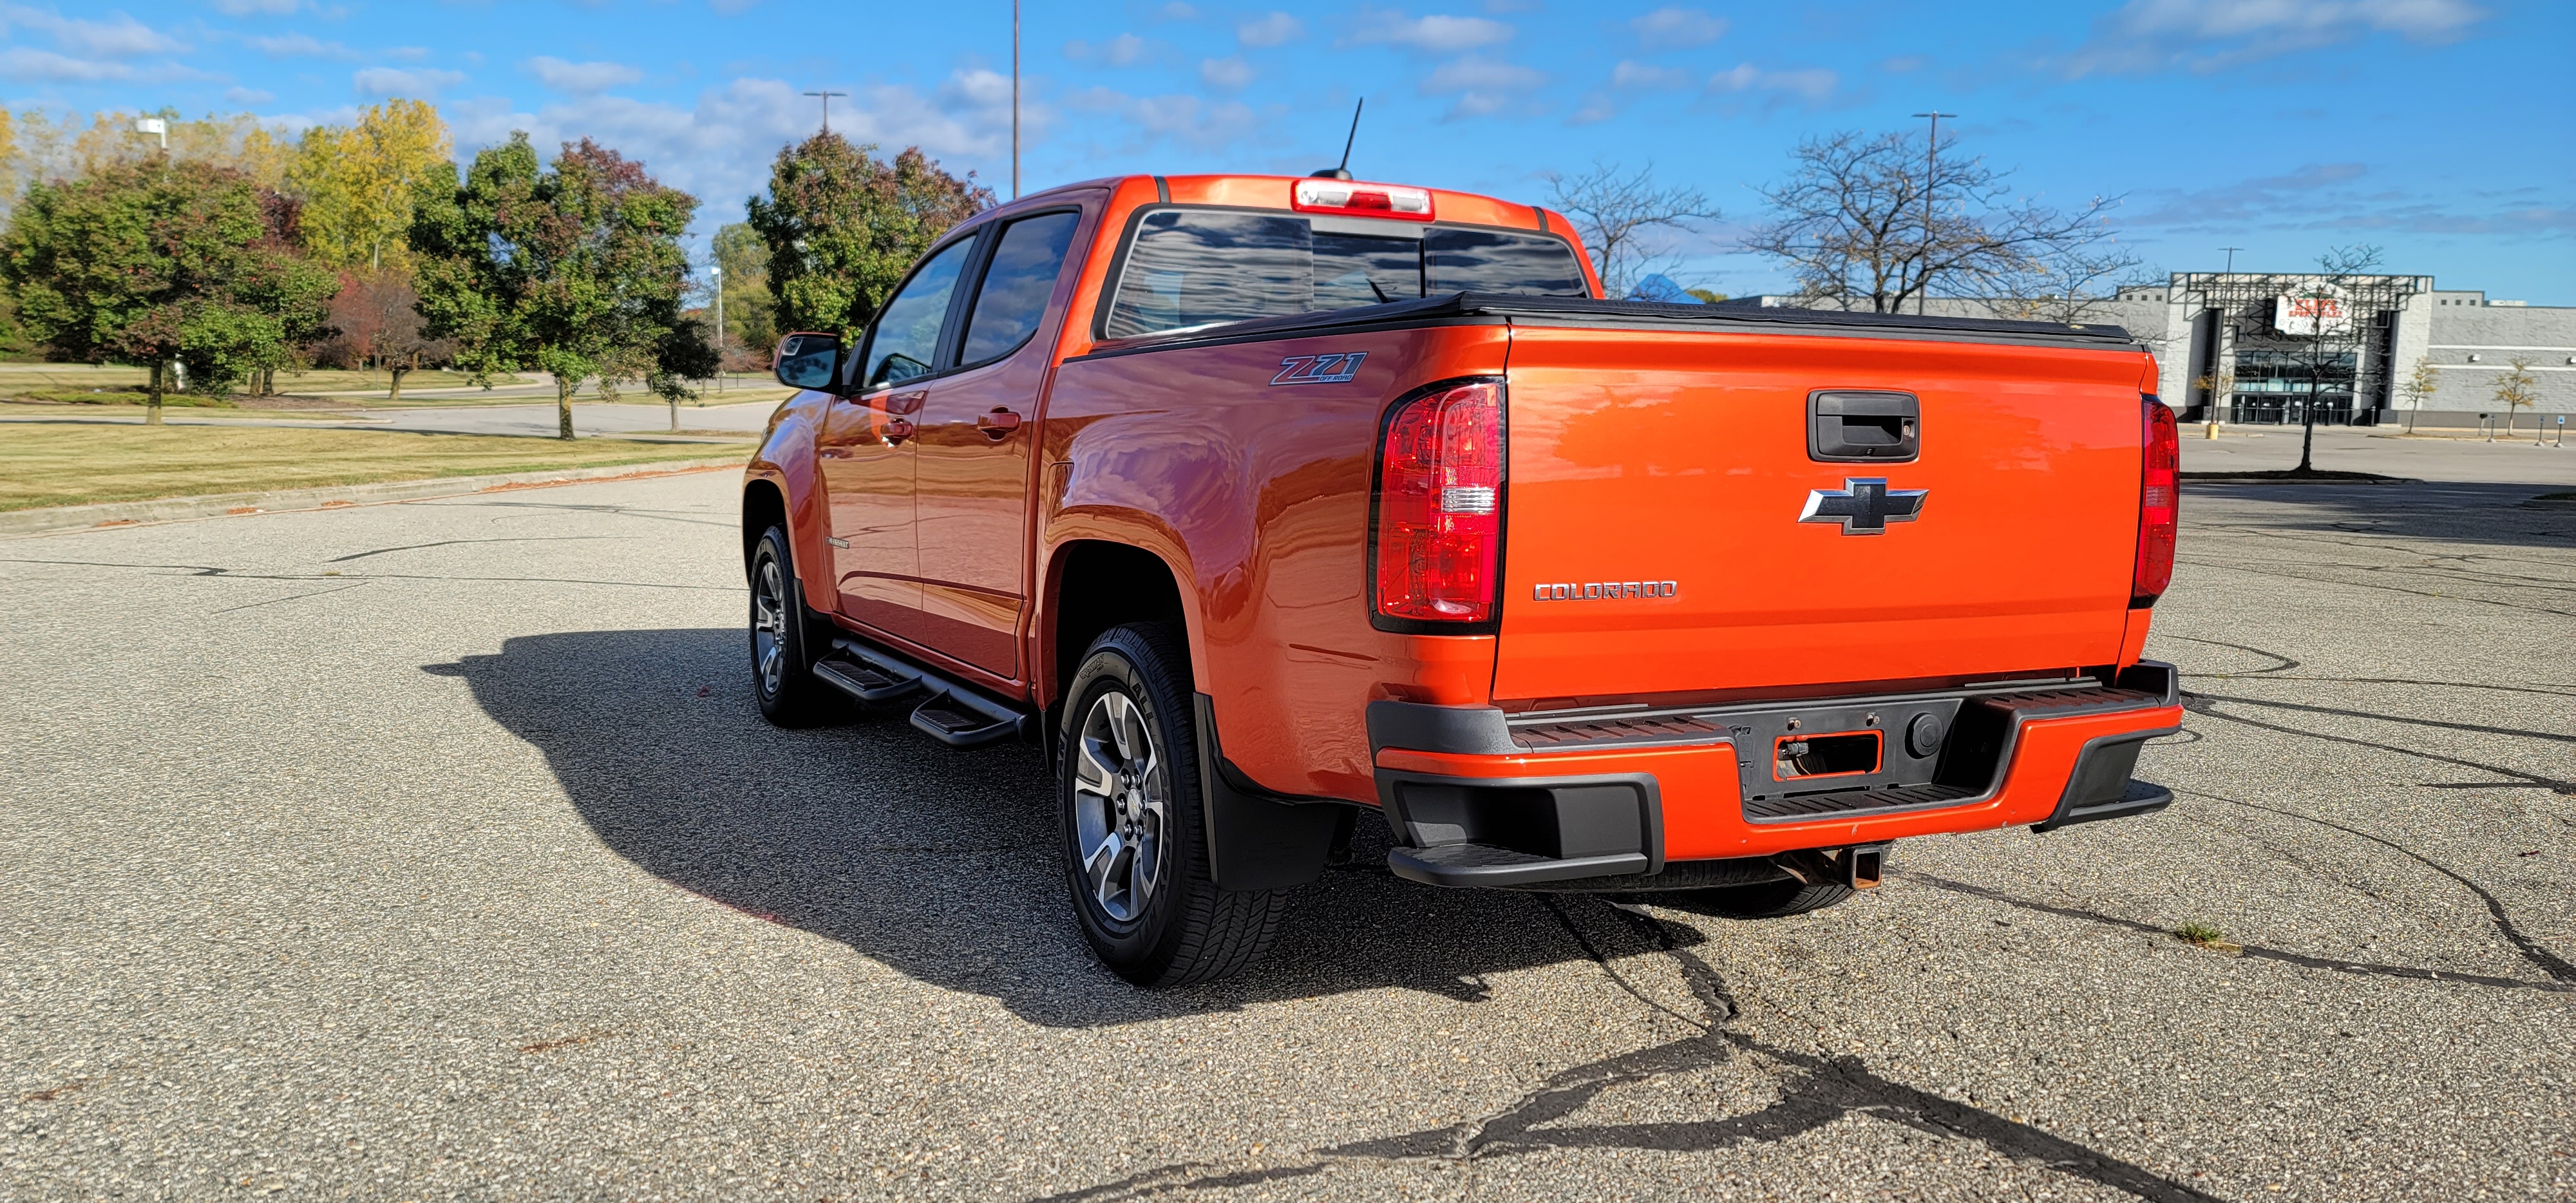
[132,117,167,151]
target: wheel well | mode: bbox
[1050,541,1188,708]
[742,480,786,571]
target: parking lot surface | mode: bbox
[3,458,2570,1200]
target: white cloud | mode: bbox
[1609,60,1694,90]
[1157,2,1197,18]
[1199,55,1253,90]
[526,55,645,94]
[225,85,275,104]
[445,70,1032,230]
[4,8,188,56]
[1063,32,1151,66]
[211,0,298,12]
[1707,63,1837,102]
[1419,54,1543,118]
[1349,10,1515,53]
[354,66,468,97]
[1236,11,1303,46]
[1064,85,1262,153]
[0,46,131,81]
[1629,7,1727,48]
[2069,0,2486,73]
[248,32,352,58]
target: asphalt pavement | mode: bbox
[2,457,2570,1200]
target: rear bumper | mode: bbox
[1370,664,2183,888]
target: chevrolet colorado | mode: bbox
[743,173,2184,987]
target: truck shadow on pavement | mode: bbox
[2186,480,2576,550]
[427,627,1682,1027]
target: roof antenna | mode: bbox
[1310,98,1363,180]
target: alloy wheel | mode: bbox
[1072,690,1168,924]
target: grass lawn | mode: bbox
[0,363,786,408]
[0,422,744,511]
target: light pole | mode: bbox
[1012,0,1021,200]
[710,263,724,395]
[1910,111,1955,316]
[132,117,167,151]
[2206,246,2242,432]
[802,90,848,135]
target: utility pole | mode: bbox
[1012,0,1021,200]
[1910,111,1955,316]
[802,90,848,135]
[710,263,724,395]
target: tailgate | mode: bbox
[1495,324,2146,705]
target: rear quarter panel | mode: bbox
[1039,325,1510,802]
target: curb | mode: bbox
[0,457,746,538]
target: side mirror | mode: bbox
[773,332,842,392]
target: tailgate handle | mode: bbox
[1808,391,1920,463]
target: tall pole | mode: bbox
[1012,0,1021,200]
[2206,247,2242,430]
[711,263,724,395]
[1911,111,1955,316]
[803,90,848,135]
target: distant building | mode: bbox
[1720,275,2574,431]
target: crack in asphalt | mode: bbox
[1023,897,2226,1203]
[324,536,629,562]
[2180,692,2576,795]
[2177,558,2576,616]
[209,581,374,614]
[2181,788,2576,985]
[0,557,733,592]
[1908,873,2575,997]
[2186,689,2576,746]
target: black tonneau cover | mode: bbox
[1077,291,2141,360]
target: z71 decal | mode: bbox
[1271,352,1367,385]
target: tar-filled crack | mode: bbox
[1025,896,2224,1203]
[0,557,732,592]
[2188,689,2576,746]
[1908,871,2574,996]
[325,536,629,562]
[2181,692,2576,795]
[2179,788,2576,985]
[2174,557,2576,617]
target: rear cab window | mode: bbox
[1101,209,1589,341]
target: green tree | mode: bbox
[0,158,334,422]
[412,133,717,440]
[744,134,990,340]
[711,222,775,365]
[287,99,452,274]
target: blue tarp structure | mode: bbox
[1627,274,1700,303]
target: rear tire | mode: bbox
[748,525,835,727]
[1668,877,1855,919]
[1059,623,1288,987]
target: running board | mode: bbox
[813,638,1037,749]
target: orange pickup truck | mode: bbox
[743,173,2184,987]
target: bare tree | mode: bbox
[2280,244,2383,473]
[2192,366,2234,439]
[1743,129,2129,317]
[1542,162,1718,300]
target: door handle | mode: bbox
[974,408,1024,440]
[882,417,914,445]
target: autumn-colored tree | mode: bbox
[287,100,452,273]
[744,134,990,340]
[0,158,335,421]
[316,270,452,401]
[2492,357,2537,441]
[711,222,776,368]
[2396,355,2438,434]
[412,134,717,439]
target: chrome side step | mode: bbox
[812,638,1038,749]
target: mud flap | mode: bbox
[1191,694,1344,891]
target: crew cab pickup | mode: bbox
[743,173,2185,987]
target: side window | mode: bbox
[864,236,977,389]
[959,211,1082,366]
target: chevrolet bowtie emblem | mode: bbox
[1799,477,1927,535]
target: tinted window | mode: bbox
[1425,229,1589,296]
[960,211,1081,365]
[1103,210,1589,339]
[865,236,974,388]
[1106,211,1313,339]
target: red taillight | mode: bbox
[1374,381,1504,627]
[2132,395,2179,607]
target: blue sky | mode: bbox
[3,0,2570,301]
